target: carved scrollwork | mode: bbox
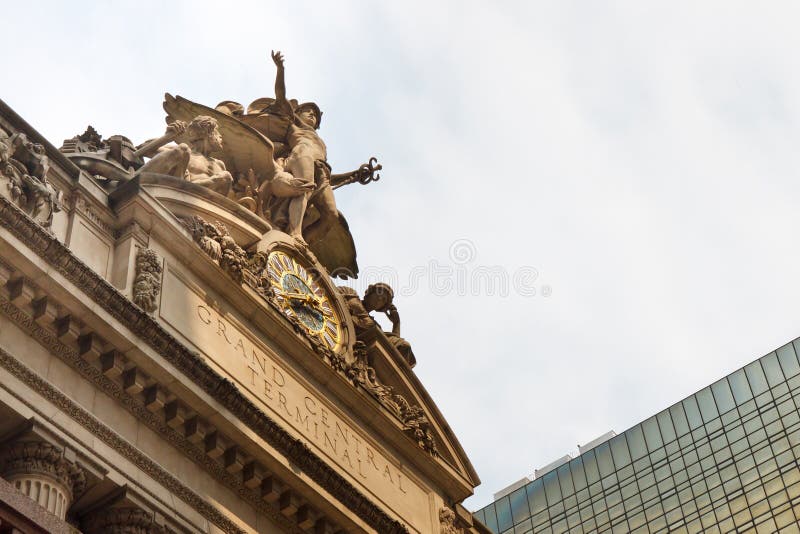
[346,343,439,455]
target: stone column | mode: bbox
[0,441,85,520]
[83,507,165,534]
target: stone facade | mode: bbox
[0,56,487,533]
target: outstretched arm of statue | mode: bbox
[271,50,288,104]
[386,305,401,336]
[134,121,187,158]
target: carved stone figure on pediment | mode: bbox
[339,283,416,367]
[161,50,382,279]
[136,116,233,195]
[0,130,61,228]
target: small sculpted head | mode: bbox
[362,283,394,313]
[295,103,322,130]
[187,115,223,152]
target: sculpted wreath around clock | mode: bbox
[266,250,342,350]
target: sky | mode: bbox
[6,0,800,511]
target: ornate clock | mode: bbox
[265,250,342,351]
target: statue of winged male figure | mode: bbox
[162,51,381,278]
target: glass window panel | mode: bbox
[683,396,703,429]
[595,442,615,477]
[712,379,736,414]
[670,404,691,437]
[627,425,648,460]
[777,343,800,379]
[755,390,773,408]
[570,457,588,490]
[657,411,677,443]
[729,370,753,405]
[610,434,632,468]
[643,416,663,451]
[509,487,530,526]
[543,470,562,506]
[762,352,786,387]
[483,505,499,532]
[526,478,546,515]
[474,508,486,526]
[745,361,769,396]
[696,387,719,422]
[557,464,574,497]
[496,496,513,532]
[583,450,600,484]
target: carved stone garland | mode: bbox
[0,441,85,520]
[182,215,440,455]
[132,248,163,314]
[439,506,464,534]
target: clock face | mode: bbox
[266,250,342,351]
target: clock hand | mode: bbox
[283,292,325,310]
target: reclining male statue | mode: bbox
[137,115,233,196]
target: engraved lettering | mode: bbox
[398,472,408,494]
[324,431,337,453]
[263,379,274,400]
[251,349,266,375]
[272,366,285,387]
[295,406,310,431]
[234,337,246,358]
[367,447,379,471]
[341,448,354,469]
[335,421,349,446]
[321,408,330,429]
[179,290,419,501]
[383,465,394,483]
[277,392,291,416]
[357,458,367,479]
[217,319,232,343]
[197,305,212,324]
[304,396,317,415]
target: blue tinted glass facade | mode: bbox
[475,341,800,533]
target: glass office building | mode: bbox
[475,340,800,533]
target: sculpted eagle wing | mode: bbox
[163,93,276,181]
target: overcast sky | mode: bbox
[6,1,800,510]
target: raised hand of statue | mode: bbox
[271,50,285,69]
[166,120,187,137]
[385,305,400,326]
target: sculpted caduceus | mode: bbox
[266,50,340,244]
